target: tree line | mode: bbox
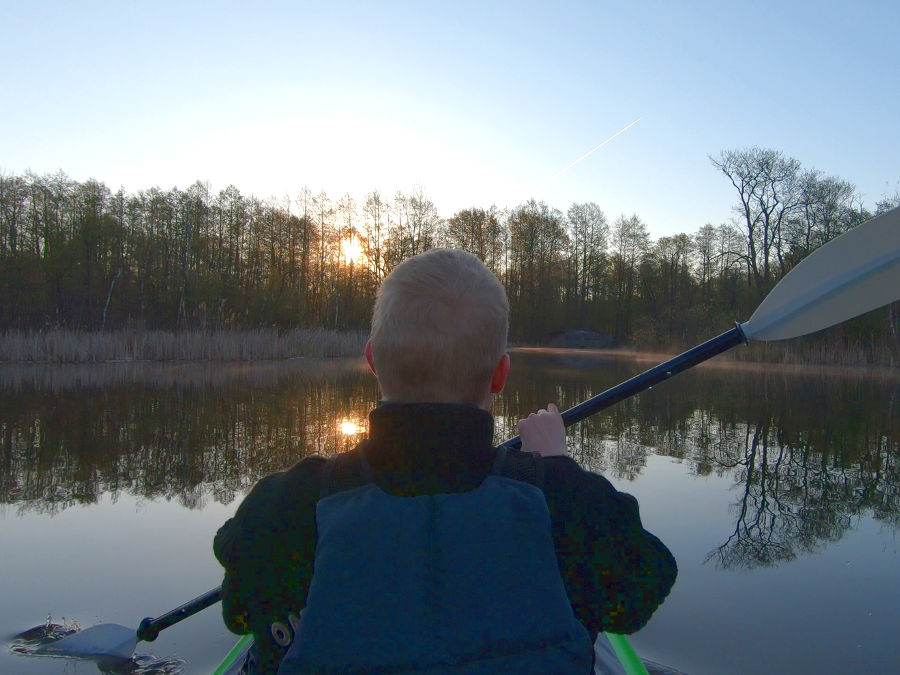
[0,147,897,360]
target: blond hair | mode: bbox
[370,248,509,405]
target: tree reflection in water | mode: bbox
[0,359,379,514]
[704,406,898,569]
[501,350,899,570]
[1,352,897,571]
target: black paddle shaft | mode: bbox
[500,324,747,451]
[137,587,223,642]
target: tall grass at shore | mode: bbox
[0,329,368,363]
[1,328,894,367]
[738,337,898,367]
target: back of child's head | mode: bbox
[370,248,509,405]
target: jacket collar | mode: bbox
[364,402,495,494]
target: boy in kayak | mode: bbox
[214,248,676,673]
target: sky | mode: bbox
[2,0,898,239]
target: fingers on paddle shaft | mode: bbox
[518,403,568,457]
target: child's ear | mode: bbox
[489,353,510,394]
[365,340,377,376]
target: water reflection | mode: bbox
[0,359,379,515]
[502,352,899,569]
[1,352,897,571]
[704,406,898,569]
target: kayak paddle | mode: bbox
[501,205,900,448]
[34,586,222,660]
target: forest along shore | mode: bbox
[2,165,898,368]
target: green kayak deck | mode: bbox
[213,632,650,675]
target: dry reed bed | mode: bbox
[0,329,368,363]
[737,339,898,368]
[2,330,894,367]
[0,358,373,393]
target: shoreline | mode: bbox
[511,346,900,379]
[0,328,896,369]
[0,328,368,364]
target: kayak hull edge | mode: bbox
[212,632,649,675]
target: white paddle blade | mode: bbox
[34,622,138,660]
[741,206,900,341]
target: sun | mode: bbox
[340,236,366,265]
[339,418,366,436]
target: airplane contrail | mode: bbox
[540,117,641,187]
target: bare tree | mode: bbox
[610,214,649,342]
[363,190,387,282]
[711,147,801,295]
[445,206,504,274]
[506,200,568,340]
[566,202,608,322]
[789,170,858,259]
[875,182,900,215]
[406,186,441,255]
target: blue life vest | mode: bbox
[277,449,595,674]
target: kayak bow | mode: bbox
[212,632,650,675]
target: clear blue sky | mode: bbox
[2,0,898,238]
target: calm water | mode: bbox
[1,351,898,674]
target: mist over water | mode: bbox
[1,351,897,674]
